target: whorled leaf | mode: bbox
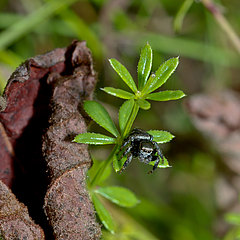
[95,186,140,208]
[101,87,134,99]
[84,101,119,137]
[147,130,174,143]
[109,58,137,93]
[138,42,152,90]
[92,193,115,234]
[146,90,186,101]
[73,132,116,145]
[119,99,134,134]
[137,99,151,110]
[142,57,179,95]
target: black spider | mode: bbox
[118,128,164,174]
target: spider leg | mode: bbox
[120,137,131,151]
[148,142,164,174]
[153,142,164,162]
[148,155,159,174]
[120,154,133,173]
[119,145,132,160]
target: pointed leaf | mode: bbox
[92,193,115,234]
[95,186,140,207]
[138,43,152,90]
[146,90,186,101]
[84,101,119,137]
[137,99,151,110]
[109,58,137,93]
[101,87,134,99]
[119,99,134,133]
[143,57,179,95]
[149,156,171,168]
[73,132,116,145]
[112,153,126,172]
[147,130,174,143]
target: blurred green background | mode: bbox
[1,0,240,239]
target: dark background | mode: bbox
[1,0,240,239]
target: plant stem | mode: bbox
[122,102,139,139]
[90,101,140,187]
[201,0,240,54]
[90,144,118,188]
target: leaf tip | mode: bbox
[108,58,114,65]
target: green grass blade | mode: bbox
[59,8,103,59]
[142,57,179,95]
[101,87,134,99]
[73,132,116,145]
[95,186,140,207]
[147,130,175,143]
[0,0,78,50]
[109,58,137,93]
[119,99,134,134]
[0,71,7,94]
[84,101,119,137]
[146,90,186,101]
[0,13,22,28]
[0,50,23,67]
[173,0,193,33]
[92,193,115,234]
[133,32,240,67]
[138,42,152,90]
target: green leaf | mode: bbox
[73,132,116,145]
[149,156,171,168]
[84,101,119,137]
[147,130,174,143]
[95,186,140,207]
[101,87,134,99]
[119,99,134,134]
[225,213,240,225]
[142,57,179,95]
[109,58,137,93]
[138,42,152,90]
[146,90,186,101]
[88,159,112,186]
[112,153,126,172]
[137,99,151,110]
[92,193,115,234]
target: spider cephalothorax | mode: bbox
[118,128,164,174]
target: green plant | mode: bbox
[73,43,185,233]
[224,197,240,240]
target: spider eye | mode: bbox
[141,142,153,153]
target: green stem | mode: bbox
[90,101,140,187]
[90,145,118,188]
[122,101,139,139]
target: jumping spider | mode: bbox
[118,128,164,174]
